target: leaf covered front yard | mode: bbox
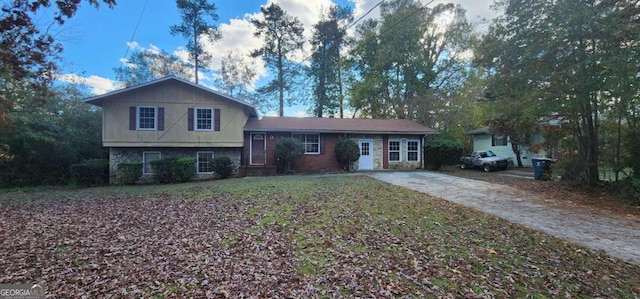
[1,176,639,298]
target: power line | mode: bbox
[347,0,385,30]
[293,0,385,66]
[296,0,435,67]
[122,0,149,62]
[378,0,435,36]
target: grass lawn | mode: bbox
[1,175,639,298]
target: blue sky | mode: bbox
[55,0,495,116]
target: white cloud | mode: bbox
[197,0,340,87]
[275,0,338,61]
[56,74,117,95]
[123,43,163,57]
[274,0,336,34]
[203,17,267,80]
[265,110,279,117]
[438,0,497,24]
[168,0,495,101]
[118,57,136,69]
[148,44,162,55]
[126,41,140,50]
[173,47,191,63]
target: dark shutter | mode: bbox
[158,107,165,131]
[214,108,221,131]
[187,108,194,131]
[319,135,325,154]
[129,107,136,130]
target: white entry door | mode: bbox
[359,139,373,170]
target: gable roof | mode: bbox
[465,126,491,135]
[244,116,438,135]
[467,117,566,136]
[83,76,257,116]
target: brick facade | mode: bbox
[242,132,423,175]
[242,132,343,174]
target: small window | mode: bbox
[407,140,419,161]
[138,107,156,130]
[143,152,161,174]
[197,152,214,174]
[361,142,370,156]
[389,140,401,162]
[492,135,507,146]
[196,108,213,131]
[293,134,320,154]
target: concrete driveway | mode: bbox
[367,171,640,264]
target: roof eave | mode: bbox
[244,128,438,135]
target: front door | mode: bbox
[251,133,265,165]
[359,139,373,170]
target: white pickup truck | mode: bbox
[459,150,509,172]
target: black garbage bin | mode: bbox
[532,158,554,181]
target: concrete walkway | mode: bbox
[367,171,640,264]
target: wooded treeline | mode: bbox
[0,0,113,186]
[1,0,638,189]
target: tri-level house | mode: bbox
[86,76,438,183]
[84,76,257,184]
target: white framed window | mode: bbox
[407,140,419,161]
[389,140,401,162]
[293,134,320,154]
[195,108,213,131]
[137,107,157,130]
[197,152,214,174]
[143,151,161,174]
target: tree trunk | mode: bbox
[277,45,284,117]
[511,140,523,167]
[337,55,344,119]
[577,95,599,185]
[615,99,623,181]
[193,23,199,84]
[316,57,325,117]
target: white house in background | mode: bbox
[465,126,547,167]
